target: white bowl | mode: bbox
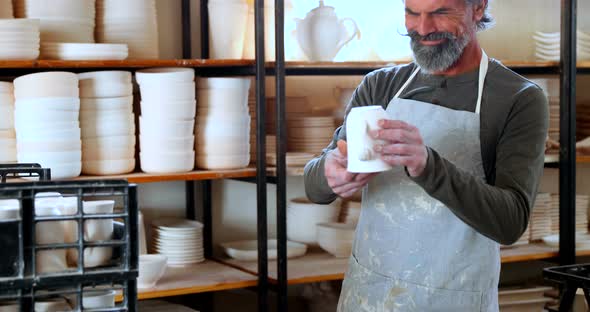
[82,159,135,175]
[316,222,356,258]
[82,146,135,161]
[0,106,14,129]
[0,138,16,148]
[79,107,133,120]
[138,254,168,289]
[0,18,40,31]
[287,198,341,245]
[81,114,135,138]
[197,77,251,90]
[18,139,81,153]
[140,99,196,120]
[80,96,133,112]
[140,151,194,173]
[15,97,80,111]
[140,135,194,152]
[16,127,80,141]
[197,89,249,111]
[13,71,78,99]
[139,116,194,138]
[16,120,79,135]
[136,67,195,84]
[82,135,135,149]
[15,107,79,125]
[195,154,249,170]
[0,81,13,93]
[82,290,116,309]
[221,240,307,261]
[18,150,81,164]
[80,81,133,98]
[196,141,249,155]
[34,298,71,312]
[37,161,82,180]
[78,70,132,84]
[138,81,196,101]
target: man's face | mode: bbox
[404,0,481,73]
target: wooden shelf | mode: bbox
[137,260,258,300]
[0,59,254,69]
[7,168,257,184]
[577,156,590,164]
[219,244,590,285]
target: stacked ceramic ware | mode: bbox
[13,72,81,179]
[150,218,205,266]
[14,0,95,43]
[40,42,128,60]
[137,68,196,173]
[196,78,251,169]
[548,194,589,235]
[533,31,590,61]
[529,193,552,241]
[248,94,256,162]
[0,82,16,163]
[78,71,135,175]
[0,18,40,60]
[0,0,13,18]
[287,116,335,154]
[287,198,340,246]
[208,0,249,59]
[96,0,159,59]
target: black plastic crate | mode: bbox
[0,164,51,183]
[544,264,590,311]
[0,179,138,310]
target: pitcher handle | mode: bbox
[337,18,361,50]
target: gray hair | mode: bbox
[467,0,494,31]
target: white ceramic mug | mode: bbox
[345,106,393,173]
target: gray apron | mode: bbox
[337,52,500,312]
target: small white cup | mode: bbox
[346,106,392,173]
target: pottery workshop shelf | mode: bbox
[136,260,258,300]
[0,59,255,69]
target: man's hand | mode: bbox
[370,119,428,177]
[324,140,377,198]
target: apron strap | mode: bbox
[393,50,489,115]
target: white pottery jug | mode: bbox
[295,0,360,62]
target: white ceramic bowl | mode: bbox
[16,121,79,138]
[0,146,16,162]
[139,116,194,138]
[140,151,194,173]
[197,89,249,111]
[80,81,133,98]
[140,135,194,152]
[82,290,116,309]
[79,107,132,120]
[316,222,356,258]
[0,129,15,138]
[80,96,133,112]
[33,298,71,312]
[78,70,132,84]
[222,240,307,261]
[18,139,81,153]
[195,154,249,170]
[15,97,80,112]
[38,161,82,179]
[197,77,251,90]
[82,146,135,161]
[82,135,135,149]
[0,83,13,94]
[82,159,135,175]
[13,72,78,99]
[0,18,40,30]
[15,108,78,126]
[81,114,135,138]
[0,106,14,130]
[287,198,341,245]
[138,254,168,289]
[136,67,195,84]
[138,81,196,101]
[16,127,80,141]
[195,141,249,155]
[18,150,81,164]
[140,99,196,120]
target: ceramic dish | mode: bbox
[82,159,135,176]
[136,67,195,84]
[221,240,307,261]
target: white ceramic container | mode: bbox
[316,222,356,258]
[346,105,393,173]
[287,197,340,245]
[138,254,168,289]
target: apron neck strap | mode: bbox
[394,49,489,116]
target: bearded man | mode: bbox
[303,0,548,310]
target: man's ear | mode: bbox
[473,0,486,24]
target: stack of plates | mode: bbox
[0,18,40,60]
[548,194,589,235]
[287,116,335,154]
[96,0,159,59]
[577,105,590,139]
[196,78,251,170]
[0,82,16,163]
[151,218,205,266]
[78,71,135,175]
[40,42,128,60]
[0,0,13,18]
[14,0,95,43]
[530,193,552,241]
[339,200,361,225]
[533,31,590,61]
[248,95,256,162]
[13,72,81,179]
[266,152,315,167]
[137,68,195,173]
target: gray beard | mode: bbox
[410,34,470,73]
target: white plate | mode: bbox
[152,218,203,231]
[221,240,307,261]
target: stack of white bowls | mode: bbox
[13,72,81,179]
[78,71,135,175]
[208,0,249,59]
[196,78,251,169]
[14,0,95,43]
[96,0,159,59]
[0,0,13,18]
[137,68,196,173]
[0,82,16,163]
[0,18,40,60]
[40,42,128,60]
[287,198,340,246]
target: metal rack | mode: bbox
[0,164,50,183]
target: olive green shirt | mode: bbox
[303,59,548,245]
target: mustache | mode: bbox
[402,31,457,42]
